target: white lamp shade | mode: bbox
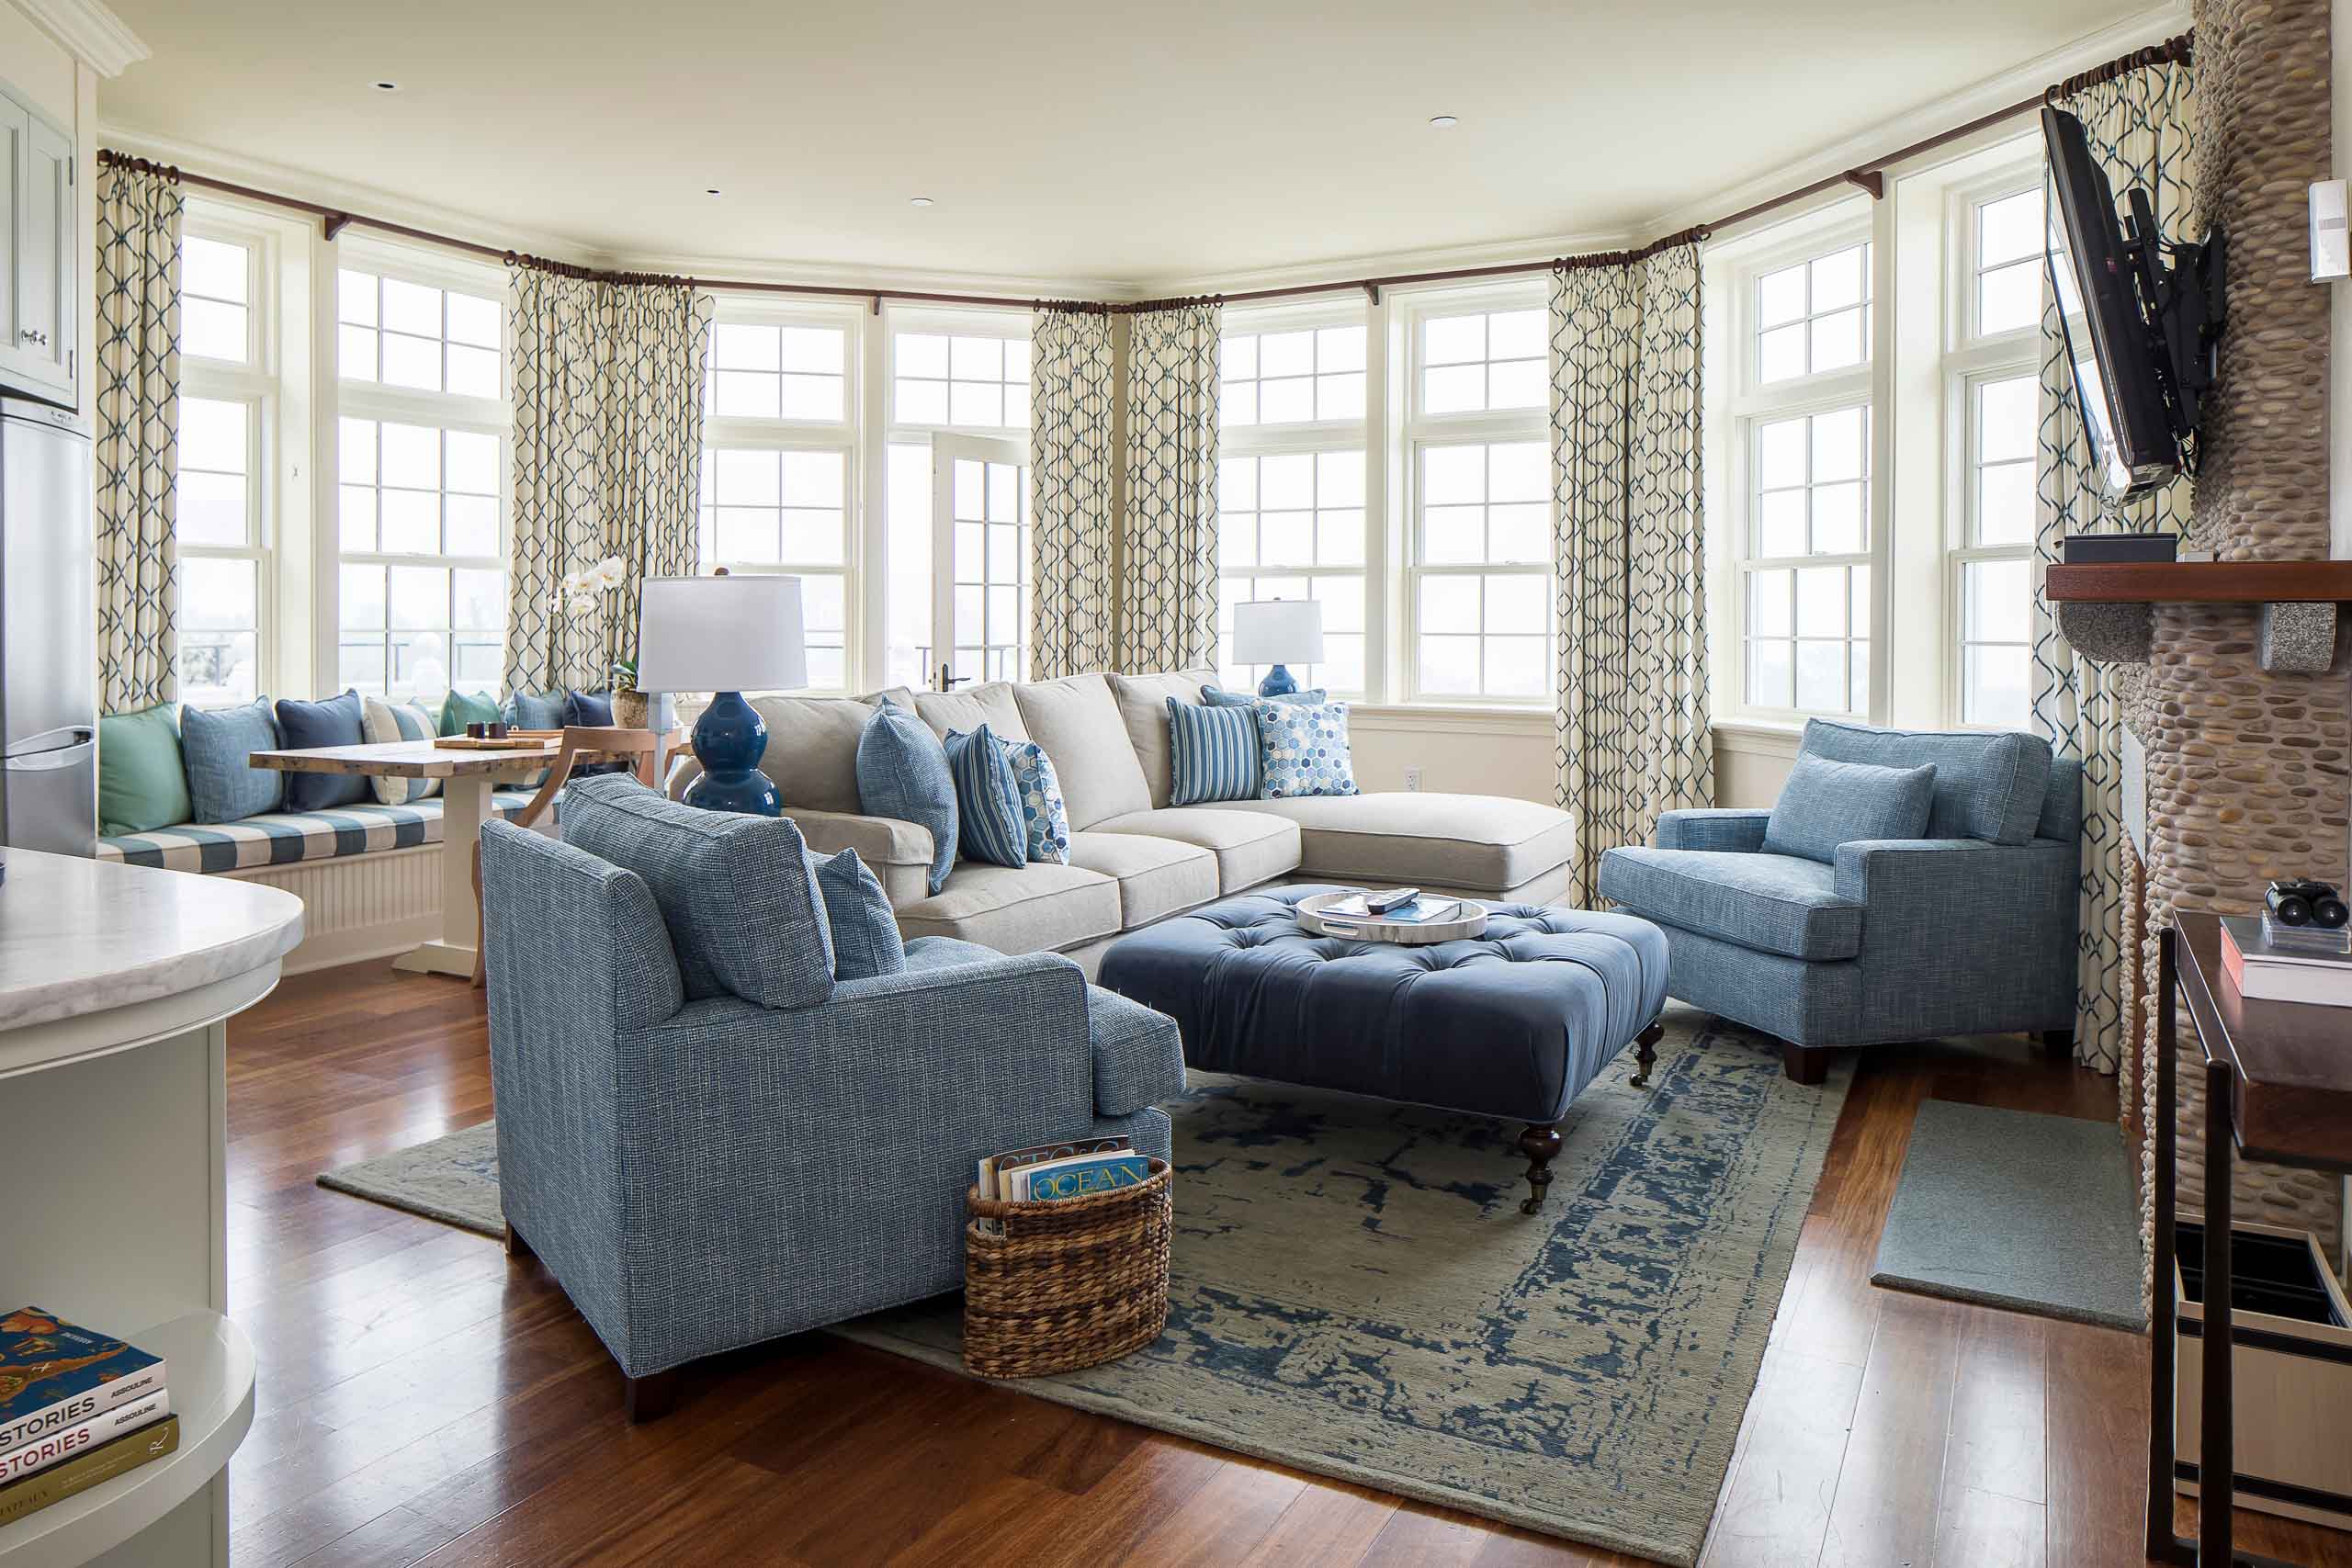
[634,574,808,693]
[1233,598,1325,665]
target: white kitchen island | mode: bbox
[0,851,302,1568]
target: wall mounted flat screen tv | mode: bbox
[2041,104,2223,499]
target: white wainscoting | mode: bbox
[218,845,446,975]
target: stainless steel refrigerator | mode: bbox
[0,392,96,865]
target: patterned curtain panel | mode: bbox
[506,266,713,694]
[1118,302,1221,672]
[1551,244,1712,905]
[94,160,185,713]
[2030,58,2196,1085]
[1030,307,1117,679]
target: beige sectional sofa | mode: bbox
[671,670,1577,972]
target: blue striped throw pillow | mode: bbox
[944,725,1027,869]
[1166,698,1261,805]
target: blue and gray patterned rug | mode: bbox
[319,1007,1848,1565]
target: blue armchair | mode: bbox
[1597,718,2080,1083]
[478,815,1185,1418]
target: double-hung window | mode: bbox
[1216,305,1368,695]
[699,307,861,694]
[334,247,510,700]
[1949,182,2046,730]
[175,225,269,706]
[1725,231,1875,718]
[1400,287,1552,703]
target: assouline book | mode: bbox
[0,1416,181,1529]
[0,1389,171,1487]
[0,1309,167,1458]
[2221,915,2352,1007]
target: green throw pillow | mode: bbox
[440,689,501,736]
[98,705,193,835]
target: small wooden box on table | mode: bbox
[2153,916,2352,1566]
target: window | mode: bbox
[893,330,1030,429]
[337,266,502,398]
[181,235,251,365]
[1755,241,1871,384]
[176,395,263,705]
[1402,290,1551,702]
[334,250,509,700]
[1216,306,1369,694]
[702,306,860,692]
[1973,187,2045,337]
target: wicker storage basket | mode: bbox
[963,1157,1172,1378]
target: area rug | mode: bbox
[315,1009,1849,1565]
[1871,1099,2143,1330]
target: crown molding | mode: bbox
[1643,1,2191,243]
[1121,222,1638,304]
[594,246,1137,307]
[17,0,146,76]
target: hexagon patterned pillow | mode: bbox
[1006,738,1071,864]
[1253,698,1358,800]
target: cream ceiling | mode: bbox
[98,0,2160,290]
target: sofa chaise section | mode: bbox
[1193,790,1577,902]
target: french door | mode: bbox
[929,434,1032,690]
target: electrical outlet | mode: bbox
[1403,767,1422,793]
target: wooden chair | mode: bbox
[471,727,661,988]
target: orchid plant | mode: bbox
[553,555,641,690]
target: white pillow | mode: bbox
[360,696,442,804]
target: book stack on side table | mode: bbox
[2219,915,2352,1006]
[0,1309,177,1530]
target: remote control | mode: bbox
[1364,887,1419,914]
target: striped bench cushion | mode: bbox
[98,789,541,874]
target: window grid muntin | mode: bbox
[1216,447,1367,693]
[1220,324,1369,429]
[944,453,1032,685]
[1415,307,1547,417]
[1971,186,2047,341]
[181,234,253,366]
[1955,369,2039,729]
[336,411,506,698]
[175,392,264,705]
[336,266,503,399]
[892,331,1032,431]
[1409,436,1552,701]
[1754,241,1873,385]
[703,321,849,424]
[697,443,853,692]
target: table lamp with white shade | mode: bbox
[635,572,806,815]
[1233,597,1325,698]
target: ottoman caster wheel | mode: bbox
[1630,1020,1663,1089]
[1518,1122,1562,1215]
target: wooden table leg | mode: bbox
[2200,1055,2235,1568]
[392,773,494,977]
[2151,927,2183,1562]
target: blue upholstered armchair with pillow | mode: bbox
[477,774,1185,1420]
[1597,718,2080,1084]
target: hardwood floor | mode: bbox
[222,962,2352,1568]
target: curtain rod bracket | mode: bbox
[871,294,883,316]
[1363,281,1381,305]
[1841,169,1885,201]
[322,211,354,242]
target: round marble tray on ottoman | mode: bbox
[1294,889,1488,944]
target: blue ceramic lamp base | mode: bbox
[681,690,782,815]
[1258,664,1299,698]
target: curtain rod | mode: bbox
[96,33,2187,319]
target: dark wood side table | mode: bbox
[2151,916,2352,1566]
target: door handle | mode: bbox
[4,730,94,772]
[936,662,969,692]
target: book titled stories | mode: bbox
[0,1389,170,1487]
[0,1416,180,1529]
[2221,916,2352,1007]
[0,1309,166,1458]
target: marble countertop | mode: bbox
[0,850,304,1035]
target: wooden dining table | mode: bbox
[244,733,677,977]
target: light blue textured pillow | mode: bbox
[560,773,835,1008]
[1762,753,1939,864]
[1166,697,1260,805]
[502,689,567,729]
[1006,739,1070,864]
[1203,683,1325,708]
[809,846,906,979]
[855,698,958,895]
[181,697,282,823]
[1255,698,1358,800]
[944,725,1026,870]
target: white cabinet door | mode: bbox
[0,95,23,382]
[0,89,74,404]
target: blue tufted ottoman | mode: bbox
[1098,886,1671,1213]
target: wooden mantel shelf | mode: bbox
[2043,559,2352,604]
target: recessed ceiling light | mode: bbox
[1429,114,1458,128]
[909,196,934,208]
[705,187,722,196]
[372,80,400,92]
